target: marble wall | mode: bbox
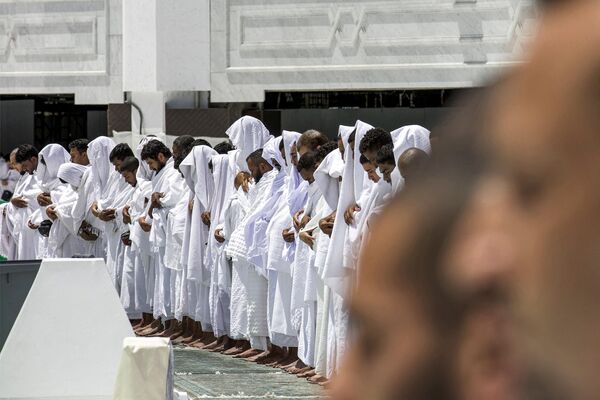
[0,0,536,105]
[0,0,123,104]
[210,0,536,102]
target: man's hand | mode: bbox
[344,203,360,225]
[293,209,304,232]
[46,205,58,221]
[188,198,194,212]
[37,192,52,207]
[300,229,315,248]
[214,228,225,243]
[90,201,101,218]
[319,212,335,237]
[282,228,295,243]
[10,196,28,208]
[122,205,131,224]
[151,192,165,209]
[27,220,39,230]
[99,208,116,222]
[201,211,211,226]
[138,216,152,232]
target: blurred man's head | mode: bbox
[15,144,38,175]
[360,154,380,183]
[297,151,317,184]
[376,144,395,184]
[246,148,272,183]
[109,143,135,171]
[68,139,89,165]
[399,148,429,184]
[214,140,234,155]
[119,156,139,187]
[359,128,393,167]
[172,135,195,164]
[141,140,172,172]
[297,129,329,157]
[482,3,600,396]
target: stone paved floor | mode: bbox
[174,346,328,399]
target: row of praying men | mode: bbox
[0,117,430,384]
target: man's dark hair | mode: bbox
[359,154,371,165]
[173,135,195,151]
[214,141,234,154]
[192,139,212,148]
[246,148,267,165]
[15,144,39,163]
[119,156,140,173]
[141,140,172,161]
[376,143,395,166]
[315,141,338,164]
[297,129,329,151]
[348,129,356,145]
[359,128,393,155]
[68,138,89,152]
[297,151,318,172]
[109,143,135,162]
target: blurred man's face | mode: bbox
[20,157,37,175]
[10,152,20,173]
[361,161,380,183]
[378,162,395,184]
[145,155,167,172]
[364,148,378,168]
[338,137,345,156]
[70,148,89,165]
[332,206,442,400]
[111,158,123,172]
[290,143,299,166]
[120,170,137,187]
[247,158,263,182]
[484,4,600,394]
[299,168,315,184]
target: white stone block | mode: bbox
[0,258,134,400]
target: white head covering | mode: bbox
[226,116,272,172]
[57,163,88,189]
[87,136,116,198]
[261,137,285,170]
[37,144,70,192]
[136,136,164,181]
[314,148,344,211]
[390,125,431,192]
[179,145,218,209]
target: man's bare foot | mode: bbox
[136,319,160,335]
[208,336,231,352]
[203,339,220,350]
[272,354,298,368]
[138,320,163,336]
[233,348,262,359]
[284,359,307,374]
[245,350,270,363]
[224,341,250,356]
[298,368,316,378]
[290,365,313,375]
[130,319,142,329]
[308,374,328,384]
[318,379,331,387]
